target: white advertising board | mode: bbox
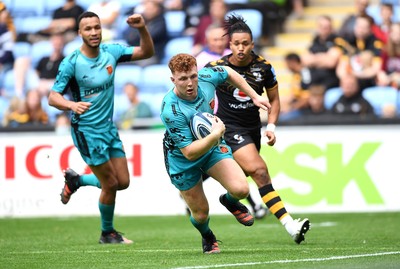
[0,125,399,217]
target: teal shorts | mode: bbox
[71,125,125,166]
[165,143,233,191]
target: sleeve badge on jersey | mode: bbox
[106,65,113,75]
[211,66,225,73]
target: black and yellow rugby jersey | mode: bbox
[205,52,277,129]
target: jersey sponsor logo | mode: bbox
[228,102,255,109]
[233,134,245,144]
[233,88,251,102]
[84,80,113,96]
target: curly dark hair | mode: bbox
[223,13,253,41]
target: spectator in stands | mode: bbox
[24,89,50,126]
[339,0,370,40]
[2,89,49,127]
[116,82,153,130]
[0,1,15,94]
[180,0,210,36]
[377,23,400,89]
[2,96,26,127]
[87,0,121,41]
[371,2,394,44]
[331,73,375,117]
[195,24,230,70]
[36,34,65,97]
[301,15,341,90]
[122,0,167,66]
[25,0,84,43]
[280,52,311,120]
[54,112,70,135]
[192,0,227,56]
[300,84,329,116]
[336,14,383,91]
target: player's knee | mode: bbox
[102,178,119,192]
[117,178,130,190]
[231,183,250,200]
[192,211,209,223]
[249,166,271,185]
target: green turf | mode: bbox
[0,212,399,269]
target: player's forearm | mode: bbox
[138,26,155,59]
[268,102,280,125]
[266,85,280,124]
[181,133,220,161]
[48,91,73,111]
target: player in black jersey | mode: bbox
[206,14,311,244]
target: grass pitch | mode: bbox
[1,212,399,269]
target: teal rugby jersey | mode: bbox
[160,66,228,159]
[52,43,134,133]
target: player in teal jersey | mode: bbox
[48,11,154,244]
[160,53,271,254]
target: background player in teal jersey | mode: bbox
[48,11,154,244]
[206,14,310,244]
[160,53,271,254]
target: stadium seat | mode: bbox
[324,87,342,110]
[76,0,95,10]
[0,96,10,121]
[164,10,186,38]
[3,69,40,98]
[13,42,32,58]
[362,86,399,117]
[226,9,263,40]
[117,0,141,15]
[31,40,53,68]
[63,38,82,56]
[19,16,52,34]
[162,36,193,64]
[114,64,143,94]
[140,64,174,93]
[9,0,45,17]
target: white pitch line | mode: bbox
[171,251,400,269]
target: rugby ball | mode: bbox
[190,112,215,140]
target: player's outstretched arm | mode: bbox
[126,14,155,61]
[224,66,271,112]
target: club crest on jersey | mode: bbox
[209,98,215,110]
[253,72,262,82]
[106,65,113,75]
[233,88,251,102]
[219,144,229,153]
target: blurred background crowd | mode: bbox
[0,0,399,132]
